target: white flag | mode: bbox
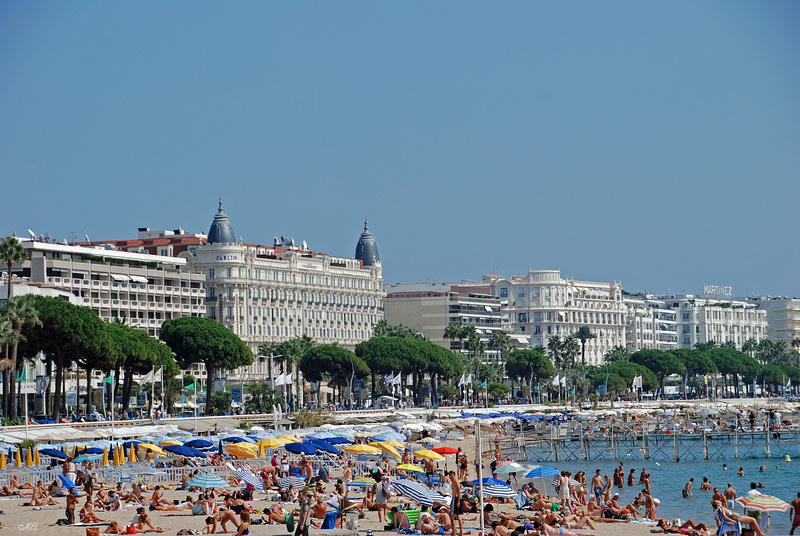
[141,369,154,384]
[393,373,402,385]
[560,375,567,386]
[466,374,473,385]
[384,372,394,386]
[155,367,163,384]
[274,373,286,386]
[787,379,792,389]
[284,373,293,385]
[458,373,465,387]
[551,375,560,386]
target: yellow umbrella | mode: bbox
[102,447,109,466]
[15,448,22,467]
[258,437,290,448]
[258,443,266,457]
[344,444,382,455]
[395,463,424,473]
[160,440,183,446]
[369,442,402,460]
[278,435,301,443]
[414,449,444,461]
[227,444,257,458]
[128,445,137,463]
[25,447,33,466]
[138,443,167,456]
[33,448,40,465]
[0,451,5,469]
[71,445,78,459]
[63,445,70,456]
[379,440,406,449]
[111,446,118,466]
[230,441,258,450]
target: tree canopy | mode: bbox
[159,316,253,415]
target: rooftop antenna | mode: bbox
[27,229,36,240]
[84,232,90,243]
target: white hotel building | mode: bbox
[485,270,626,365]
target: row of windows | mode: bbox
[209,267,375,290]
[209,286,381,308]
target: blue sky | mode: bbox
[2,2,798,297]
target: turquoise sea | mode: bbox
[549,457,798,533]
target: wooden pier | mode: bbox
[511,426,800,462]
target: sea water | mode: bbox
[546,457,798,533]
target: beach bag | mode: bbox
[86,528,100,536]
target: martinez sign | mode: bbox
[703,285,733,297]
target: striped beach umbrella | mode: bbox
[391,479,449,506]
[349,477,377,488]
[74,453,103,463]
[188,473,230,489]
[735,495,791,512]
[279,476,307,488]
[227,444,257,458]
[522,466,559,479]
[233,469,265,490]
[494,461,526,474]
[482,484,517,498]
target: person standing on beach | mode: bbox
[724,483,737,510]
[683,478,693,498]
[591,470,603,502]
[449,472,463,536]
[295,489,310,536]
[66,487,80,525]
[789,492,800,535]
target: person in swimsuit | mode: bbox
[790,492,800,535]
[234,511,251,536]
[715,500,764,536]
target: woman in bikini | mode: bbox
[234,511,251,536]
[714,500,765,536]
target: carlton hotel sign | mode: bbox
[703,284,733,297]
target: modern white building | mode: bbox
[623,295,679,352]
[384,281,509,361]
[746,297,800,345]
[485,270,626,365]
[659,295,768,349]
[8,238,206,336]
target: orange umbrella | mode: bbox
[0,451,5,469]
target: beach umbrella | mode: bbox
[306,432,337,440]
[735,495,791,512]
[372,431,406,442]
[697,408,719,416]
[161,440,183,446]
[327,436,353,445]
[307,440,339,455]
[76,447,104,455]
[184,439,214,450]
[258,437,289,448]
[71,445,78,459]
[482,484,517,498]
[431,447,458,455]
[74,453,103,463]
[138,443,167,456]
[0,451,4,469]
[123,440,142,449]
[232,469,265,490]
[344,444,382,455]
[278,435,301,443]
[40,448,68,460]
[391,479,450,506]
[58,475,76,490]
[285,442,317,455]
[33,448,40,465]
[220,436,255,444]
[25,448,33,466]
[164,444,207,458]
[370,442,401,460]
[227,444,257,458]
[188,473,230,489]
[414,449,444,461]
[494,461,526,474]
[112,446,119,466]
[102,447,109,466]
[470,477,508,486]
[522,466,559,479]
[395,464,424,473]
[258,443,266,457]
[374,439,406,449]
[14,449,21,466]
[279,476,307,488]
[128,445,137,462]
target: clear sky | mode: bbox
[2,2,798,297]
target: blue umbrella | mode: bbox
[73,453,103,463]
[326,436,353,445]
[372,431,406,442]
[522,466,559,479]
[306,440,339,455]
[482,484,516,498]
[219,436,254,443]
[76,447,104,455]
[164,444,208,458]
[184,439,214,450]
[306,432,337,440]
[285,442,317,455]
[391,480,449,506]
[39,448,68,460]
[232,469,265,490]
[470,477,508,486]
[279,476,307,488]
[58,475,76,490]
[123,440,143,449]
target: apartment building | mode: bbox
[623,295,679,351]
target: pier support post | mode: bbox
[734,429,738,460]
[644,432,649,460]
[703,432,708,461]
[765,430,771,459]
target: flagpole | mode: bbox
[150,365,155,421]
[111,371,115,437]
[476,419,485,536]
[194,381,198,434]
[23,362,29,441]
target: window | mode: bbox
[533,312,541,322]
[499,288,509,298]
[518,288,525,297]
[518,312,528,323]
[208,269,215,278]
[226,268,232,278]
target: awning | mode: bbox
[484,305,493,312]
[110,274,131,281]
[130,276,148,283]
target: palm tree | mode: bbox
[742,338,758,358]
[793,338,800,367]
[573,326,596,365]
[562,335,580,368]
[547,336,563,369]
[373,319,390,337]
[603,345,630,363]
[0,237,26,302]
[0,319,13,417]
[443,322,462,351]
[488,330,513,364]
[1,295,41,419]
